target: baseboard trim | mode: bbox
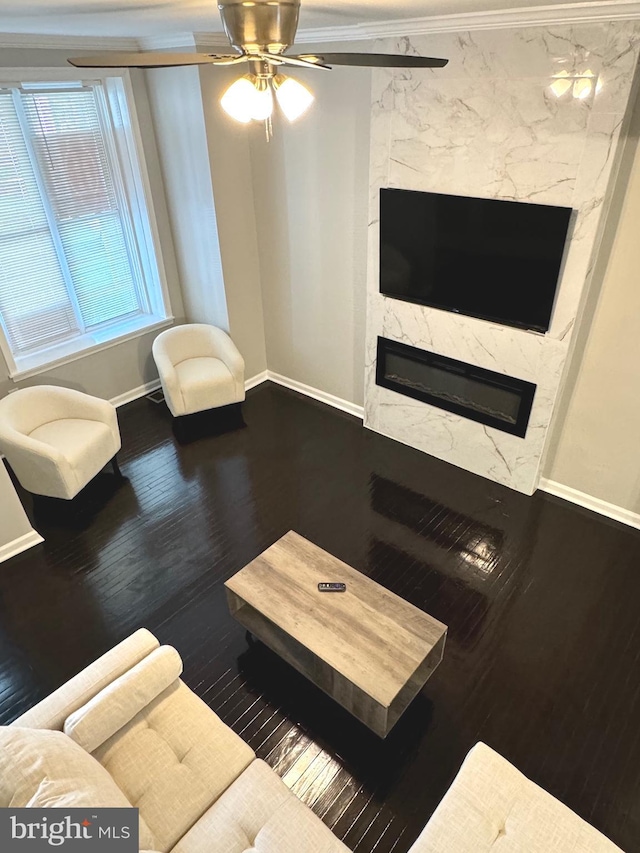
[110,380,161,409]
[0,530,44,564]
[107,369,363,420]
[245,371,269,391]
[539,478,640,531]
[266,371,364,419]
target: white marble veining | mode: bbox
[365,21,640,495]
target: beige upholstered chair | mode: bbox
[152,324,245,418]
[0,386,121,499]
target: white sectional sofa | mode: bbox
[1,629,623,853]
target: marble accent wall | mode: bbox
[364,22,640,494]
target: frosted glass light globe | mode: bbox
[221,77,257,123]
[274,76,314,121]
[251,85,274,121]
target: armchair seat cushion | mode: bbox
[175,357,238,412]
[30,418,114,473]
[171,759,351,853]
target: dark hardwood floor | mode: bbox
[2,381,640,852]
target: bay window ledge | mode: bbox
[9,315,174,381]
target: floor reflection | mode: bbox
[370,474,504,576]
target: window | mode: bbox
[0,75,170,378]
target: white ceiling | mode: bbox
[0,0,625,39]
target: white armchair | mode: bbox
[0,386,121,500]
[152,324,245,418]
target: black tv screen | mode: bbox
[379,188,572,333]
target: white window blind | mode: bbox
[0,91,79,352]
[0,80,163,363]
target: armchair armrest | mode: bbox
[152,343,184,415]
[43,387,120,450]
[0,426,71,495]
[207,327,245,382]
[47,386,113,421]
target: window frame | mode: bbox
[0,67,173,380]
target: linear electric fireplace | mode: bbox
[376,337,536,438]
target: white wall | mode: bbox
[0,49,185,402]
[543,82,640,515]
[249,45,371,406]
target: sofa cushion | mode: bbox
[171,759,351,853]
[64,646,183,753]
[0,727,155,849]
[92,680,255,853]
[409,742,622,853]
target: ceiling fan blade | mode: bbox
[204,55,250,66]
[68,52,246,69]
[257,52,331,71]
[294,53,449,69]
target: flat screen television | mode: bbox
[379,188,572,333]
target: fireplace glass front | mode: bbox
[376,338,536,438]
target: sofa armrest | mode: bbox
[407,743,623,853]
[64,646,183,753]
[11,629,160,731]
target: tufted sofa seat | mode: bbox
[6,630,623,853]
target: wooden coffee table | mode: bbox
[224,531,447,737]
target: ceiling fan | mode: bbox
[68,0,448,128]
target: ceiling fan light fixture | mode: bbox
[251,79,275,121]
[221,74,274,122]
[274,74,314,121]
[221,75,258,122]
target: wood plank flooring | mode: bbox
[2,381,640,852]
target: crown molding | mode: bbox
[294,0,640,43]
[1,0,639,54]
[192,32,235,49]
[137,32,230,51]
[137,33,197,51]
[0,32,138,50]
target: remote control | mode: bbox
[318,582,346,592]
